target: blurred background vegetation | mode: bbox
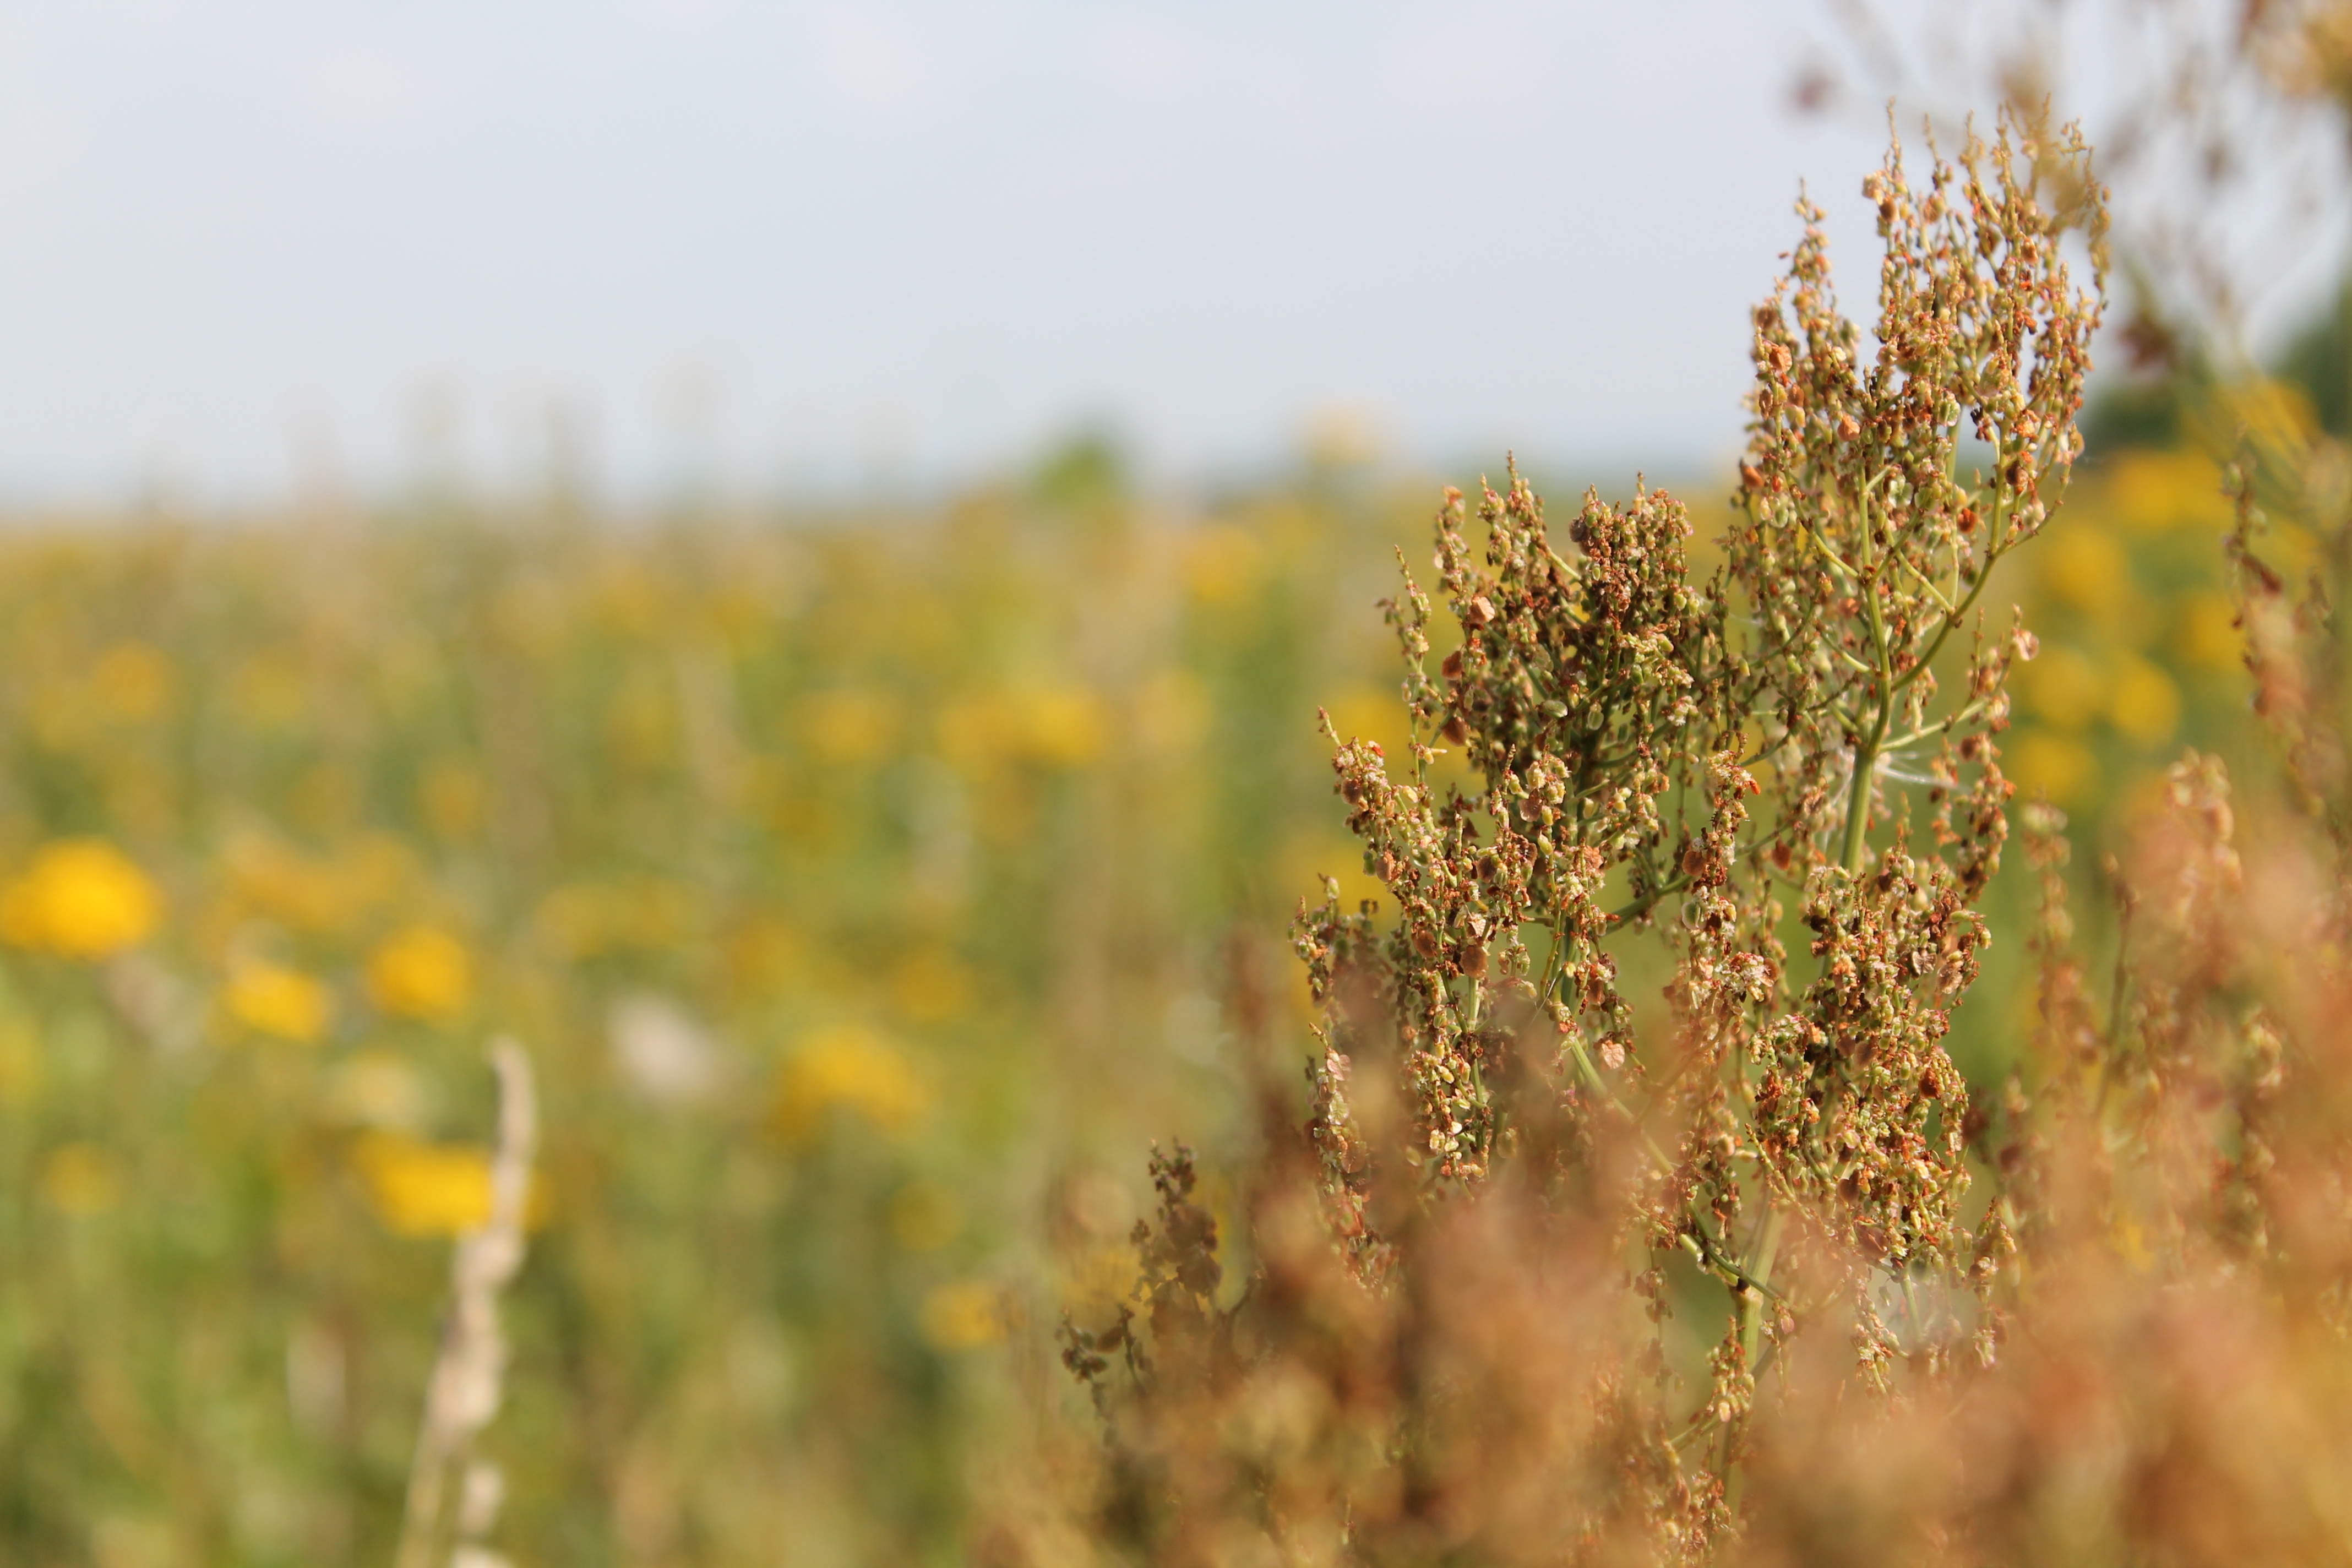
[14,2,2352,1560]
[0,357,2306,1562]
[0,427,1604,1564]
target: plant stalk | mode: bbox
[1719,1205,1784,1517]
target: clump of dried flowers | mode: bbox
[1029,102,2352,1568]
[1030,108,2352,1565]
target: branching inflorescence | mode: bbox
[1298,111,2103,1376]
[1060,112,2126,1561]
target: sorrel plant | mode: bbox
[1044,110,2270,1562]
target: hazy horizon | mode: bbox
[0,1,2333,507]
[0,2,1909,504]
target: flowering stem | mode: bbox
[1721,1205,1784,1512]
[1841,718,1887,878]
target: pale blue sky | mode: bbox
[0,2,1954,499]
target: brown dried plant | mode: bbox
[1021,107,2352,1565]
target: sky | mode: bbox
[0,1,2279,502]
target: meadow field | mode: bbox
[0,419,2258,1564]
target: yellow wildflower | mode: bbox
[1281,836,1382,915]
[937,684,1108,774]
[221,831,413,939]
[231,650,311,728]
[2104,449,2231,535]
[2174,590,2242,672]
[1324,682,1414,761]
[2109,654,2182,746]
[89,640,173,721]
[532,879,694,960]
[774,1025,929,1141]
[0,839,161,959]
[1016,686,1106,767]
[2008,731,2101,808]
[1058,1243,1144,1325]
[890,948,974,1024]
[919,1280,1008,1349]
[222,960,333,1044]
[722,914,804,1000]
[1182,524,1264,605]
[801,688,902,765]
[2021,645,2105,731]
[366,925,473,1022]
[2038,526,2130,617]
[351,1131,546,1237]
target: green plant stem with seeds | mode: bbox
[1091,109,2110,1559]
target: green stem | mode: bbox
[1839,743,1876,876]
[1719,1205,1784,1517]
[1739,1208,1784,1366]
[1841,565,1898,876]
[1840,705,1890,878]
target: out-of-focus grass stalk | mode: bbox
[394,1038,537,1568]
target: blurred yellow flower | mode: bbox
[0,839,161,959]
[2103,449,2231,535]
[1325,682,1413,760]
[532,879,694,960]
[2038,527,2130,617]
[937,684,1107,774]
[919,1280,1008,1349]
[1058,1243,1143,1323]
[2108,1215,2154,1271]
[2008,731,2101,808]
[2109,655,2182,746]
[40,1141,120,1216]
[1182,523,1264,605]
[802,688,902,765]
[2174,590,2243,672]
[89,640,173,721]
[2021,645,2105,731]
[232,651,311,729]
[1018,686,1107,767]
[222,960,333,1044]
[352,1131,546,1238]
[890,948,974,1024]
[722,914,804,1000]
[222,831,413,939]
[774,1025,929,1141]
[1281,837,1382,916]
[366,925,473,1021]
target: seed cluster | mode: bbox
[1295,117,2105,1333]
[1064,113,2159,1561]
